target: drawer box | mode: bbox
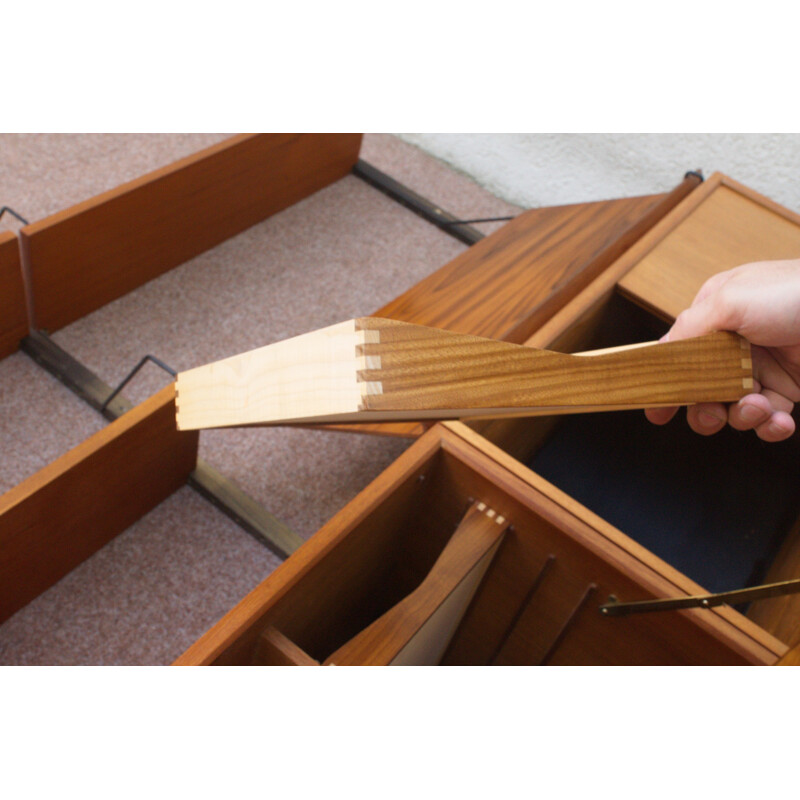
[175,423,783,665]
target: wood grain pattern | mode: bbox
[324,176,699,439]
[0,384,198,624]
[174,317,751,428]
[173,425,443,665]
[323,502,508,665]
[375,176,699,344]
[529,175,731,349]
[174,423,783,666]
[436,422,785,665]
[0,231,27,359]
[619,174,800,321]
[251,627,319,666]
[21,133,363,331]
[775,641,800,665]
[746,515,800,648]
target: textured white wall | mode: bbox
[396,133,800,214]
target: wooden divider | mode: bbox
[0,384,198,624]
[0,230,28,359]
[21,133,363,331]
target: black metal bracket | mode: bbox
[440,215,515,227]
[20,330,303,559]
[0,206,30,226]
[684,169,704,182]
[101,354,177,413]
[352,159,487,246]
[599,576,800,617]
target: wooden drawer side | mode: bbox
[21,133,363,331]
[0,384,198,624]
[0,231,27,359]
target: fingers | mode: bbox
[686,394,795,441]
[727,393,773,431]
[690,269,735,307]
[686,403,728,435]
[644,406,679,425]
[752,346,800,404]
[645,392,796,442]
[754,410,795,442]
[666,293,740,342]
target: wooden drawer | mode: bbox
[175,423,783,665]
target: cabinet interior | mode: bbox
[475,290,800,601]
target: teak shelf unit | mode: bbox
[1,135,798,665]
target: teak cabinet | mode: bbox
[1,135,798,665]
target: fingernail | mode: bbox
[768,420,789,437]
[740,404,766,424]
[699,411,724,427]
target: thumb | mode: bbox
[666,295,736,342]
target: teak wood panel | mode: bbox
[0,231,27,359]
[746,515,800,648]
[175,317,752,428]
[174,423,784,666]
[251,627,319,666]
[618,174,800,321]
[323,502,508,665]
[326,174,699,439]
[0,384,198,624]
[375,175,699,345]
[21,133,363,331]
[527,175,749,350]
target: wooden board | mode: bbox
[0,384,198,624]
[324,501,508,665]
[174,317,752,428]
[251,627,319,666]
[746,515,800,648]
[324,174,699,439]
[20,133,363,331]
[0,231,27,359]
[618,174,800,321]
[375,175,700,344]
[776,642,800,665]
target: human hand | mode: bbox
[645,259,800,442]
